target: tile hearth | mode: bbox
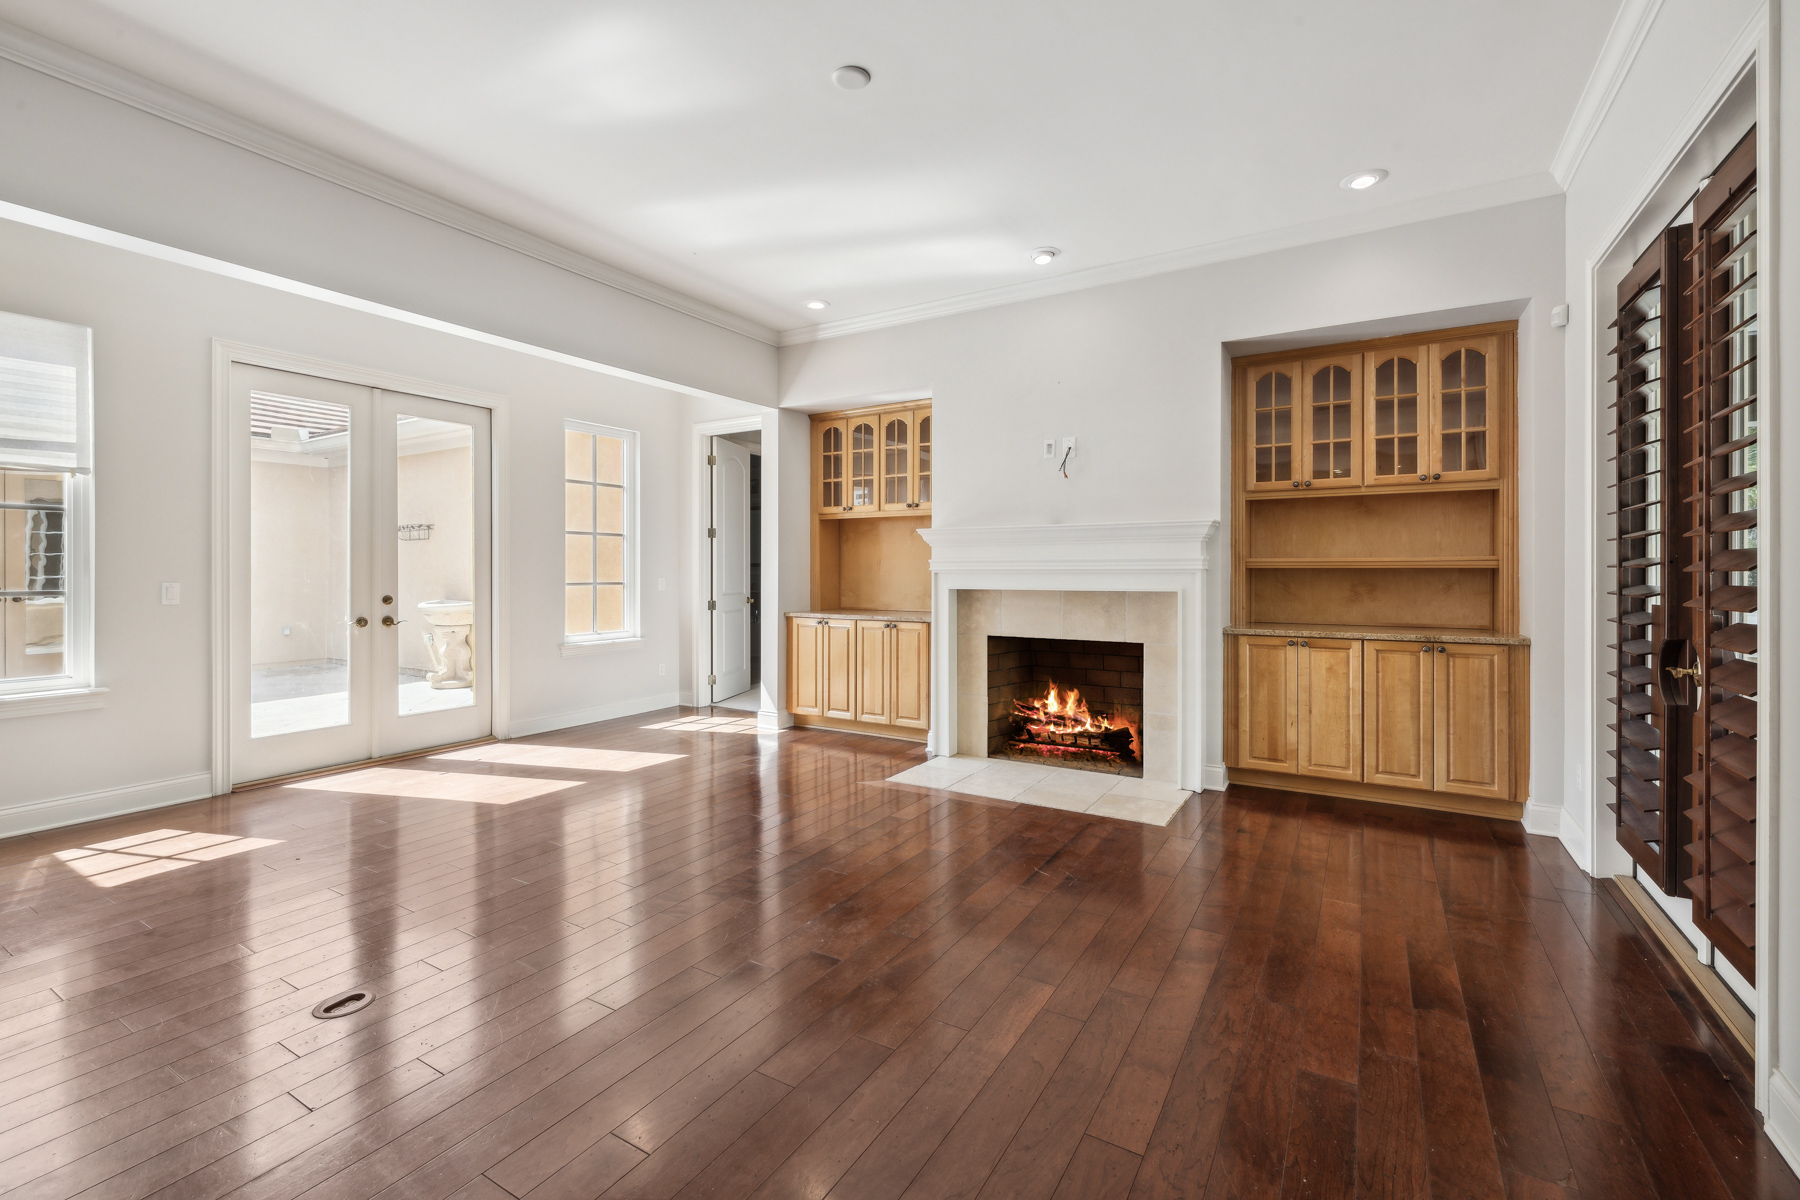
[886,755,1192,826]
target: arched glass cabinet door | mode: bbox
[813,419,847,514]
[1432,336,1501,482]
[1364,347,1426,484]
[847,418,878,510]
[913,410,932,510]
[879,414,912,510]
[1244,362,1298,491]
[1302,354,1362,488]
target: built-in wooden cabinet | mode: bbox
[1229,321,1527,816]
[795,400,933,742]
[1231,634,1518,807]
[789,614,928,736]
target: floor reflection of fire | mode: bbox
[1006,681,1141,769]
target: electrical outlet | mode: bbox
[160,582,181,605]
[1059,436,1077,460]
[1042,438,1056,460]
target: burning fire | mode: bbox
[1010,682,1139,761]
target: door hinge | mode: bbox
[707,599,717,611]
[707,526,717,538]
[707,674,717,686]
[707,454,717,466]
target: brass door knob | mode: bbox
[1666,664,1701,680]
[382,615,405,627]
[351,616,368,628]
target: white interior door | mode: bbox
[229,363,491,785]
[709,436,753,701]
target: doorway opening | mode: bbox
[708,431,761,710]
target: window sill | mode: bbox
[561,637,643,657]
[0,686,107,719]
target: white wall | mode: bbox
[0,215,757,829]
[0,54,777,405]
[780,196,1569,799]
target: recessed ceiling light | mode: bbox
[805,299,830,311]
[1340,169,1389,191]
[832,65,872,90]
[1031,247,1060,266]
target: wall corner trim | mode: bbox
[1550,0,1666,188]
[1766,1071,1800,1176]
[0,771,213,841]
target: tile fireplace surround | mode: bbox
[916,521,1219,792]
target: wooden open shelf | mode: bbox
[1243,556,1500,571]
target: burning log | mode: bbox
[1009,682,1139,763]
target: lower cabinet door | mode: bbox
[1363,641,1433,789]
[1297,638,1362,781]
[890,622,930,730]
[821,619,857,720]
[1236,636,1298,773]
[1433,643,1511,799]
[854,621,892,724]
[788,617,824,717]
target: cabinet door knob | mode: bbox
[1420,644,1431,652]
[1286,639,1296,646]
[1299,640,1308,647]
[1302,480,1313,488]
[1432,473,1442,481]
[1418,474,1429,481]
[1437,646,1447,653]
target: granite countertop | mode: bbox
[787,609,933,623]
[1225,624,1529,647]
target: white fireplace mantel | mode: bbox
[919,520,1219,791]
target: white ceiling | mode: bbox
[0,0,1623,341]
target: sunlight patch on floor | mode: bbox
[288,766,581,804]
[641,714,763,734]
[430,744,684,772]
[53,829,283,887]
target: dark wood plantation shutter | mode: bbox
[1682,130,1759,976]
[1609,229,1686,890]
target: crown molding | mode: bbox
[0,19,779,347]
[779,173,1561,346]
[1549,0,1664,188]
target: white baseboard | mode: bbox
[1523,798,1564,836]
[1202,761,1227,791]
[505,692,681,739]
[1767,1070,1800,1177]
[0,771,213,841]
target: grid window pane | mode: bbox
[564,585,594,637]
[594,535,624,582]
[565,534,594,585]
[564,483,594,532]
[594,486,625,535]
[595,584,625,633]
[595,435,625,486]
[564,431,595,482]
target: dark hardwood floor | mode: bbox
[0,708,1794,1199]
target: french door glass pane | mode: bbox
[249,392,351,738]
[395,414,475,716]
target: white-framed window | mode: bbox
[0,310,95,702]
[562,421,638,645]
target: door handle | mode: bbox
[1665,665,1701,680]
[382,615,405,627]
[349,616,368,628]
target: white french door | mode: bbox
[228,363,492,785]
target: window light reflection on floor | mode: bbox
[288,767,582,805]
[641,715,763,734]
[429,745,685,772]
[54,829,282,888]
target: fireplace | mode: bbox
[987,636,1144,776]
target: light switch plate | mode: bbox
[160,582,180,605]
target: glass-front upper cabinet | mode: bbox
[813,418,847,514]
[1301,354,1362,489]
[846,415,879,511]
[1365,346,1427,485]
[1431,336,1501,482]
[913,410,932,511]
[1244,362,1299,492]
[879,411,912,511]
